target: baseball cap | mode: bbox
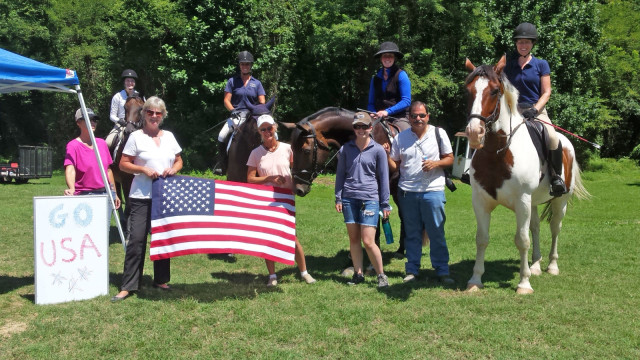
[75,108,99,122]
[257,114,275,128]
[352,112,372,125]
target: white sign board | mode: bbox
[33,195,109,305]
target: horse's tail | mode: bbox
[569,158,590,201]
[540,155,590,221]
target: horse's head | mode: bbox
[124,95,144,131]
[464,55,509,149]
[288,108,351,196]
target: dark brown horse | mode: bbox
[225,97,277,182]
[110,95,144,209]
[282,107,410,248]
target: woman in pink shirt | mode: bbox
[64,108,121,209]
[246,114,316,287]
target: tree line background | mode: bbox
[0,0,638,170]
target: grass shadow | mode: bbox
[0,275,32,294]
[378,258,520,301]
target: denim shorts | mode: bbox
[341,197,379,227]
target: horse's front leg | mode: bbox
[467,199,493,292]
[547,198,568,275]
[529,204,542,276]
[514,196,534,294]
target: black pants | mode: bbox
[120,198,170,291]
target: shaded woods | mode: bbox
[1,0,638,169]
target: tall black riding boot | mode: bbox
[213,141,228,176]
[548,143,567,197]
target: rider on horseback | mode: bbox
[214,51,266,175]
[367,41,412,122]
[504,22,567,197]
[106,69,142,148]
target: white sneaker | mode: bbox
[403,274,416,283]
[302,273,316,284]
[266,277,278,287]
[377,274,389,288]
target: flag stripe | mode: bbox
[150,235,295,253]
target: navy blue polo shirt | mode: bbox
[224,75,266,111]
[504,55,550,104]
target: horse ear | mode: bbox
[266,95,277,110]
[465,58,476,72]
[494,54,507,75]
[279,122,296,130]
[326,139,341,149]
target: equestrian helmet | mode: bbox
[374,42,403,59]
[121,69,138,79]
[238,51,254,63]
[514,22,538,41]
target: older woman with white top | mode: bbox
[111,96,183,302]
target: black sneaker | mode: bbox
[347,273,365,285]
[460,173,470,185]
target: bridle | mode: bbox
[467,90,502,128]
[292,118,334,186]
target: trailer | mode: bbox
[0,145,53,184]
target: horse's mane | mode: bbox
[465,64,519,116]
[299,107,354,123]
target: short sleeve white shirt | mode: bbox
[390,125,453,192]
[123,129,182,199]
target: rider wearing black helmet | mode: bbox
[106,69,142,147]
[504,22,566,196]
[367,41,412,121]
[214,51,266,175]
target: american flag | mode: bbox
[149,175,296,265]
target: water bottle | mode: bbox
[380,211,394,244]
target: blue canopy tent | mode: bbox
[0,47,126,248]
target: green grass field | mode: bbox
[1,159,639,359]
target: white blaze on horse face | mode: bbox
[466,77,489,149]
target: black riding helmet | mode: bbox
[374,42,403,59]
[514,22,538,42]
[238,51,254,63]
[121,69,138,79]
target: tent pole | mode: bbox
[75,85,126,251]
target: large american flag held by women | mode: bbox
[150,175,296,265]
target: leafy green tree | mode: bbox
[598,0,640,158]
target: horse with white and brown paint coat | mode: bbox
[464,55,589,294]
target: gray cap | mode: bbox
[75,108,99,122]
[352,112,372,126]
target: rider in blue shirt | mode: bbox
[367,42,411,120]
[214,51,266,175]
[504,22,566,196]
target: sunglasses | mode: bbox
[259,126,274,132]
[353,124,371,130]
[146,110,163,117]
[409,113,428,119]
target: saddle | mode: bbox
[524,119,548,165]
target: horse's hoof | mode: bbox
[530,264,542,276]
[516,287,534,295]
[341,267,354,277]
[465,284,483,292]
[547,267,559,276]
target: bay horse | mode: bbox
[110,95,144,209]
[281,107,410,247]
[225,97,276,182]
[464,55,589,294]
